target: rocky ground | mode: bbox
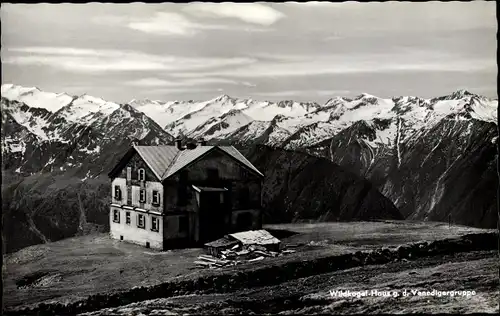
[3,221,498,315]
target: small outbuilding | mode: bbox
[229,229,281,252]
[204,229,281,256]
[204,237,240,257]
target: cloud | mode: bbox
[125,77,246,87]
[164,50,495,79]
[125,10,271,36]
[3,46,256,73]
[128,12,229,36]
[183,3,285,26]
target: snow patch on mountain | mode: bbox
[7,108,50,140]
[56,95,120,125]
[4,137,27,154]
[2,84,73,112]
[469,99,497,124]
[188,110,254,139]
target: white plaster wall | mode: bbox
[110,206,164,250]
[111,178,127,204]
[130,181,163,212]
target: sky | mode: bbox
[1,1,497,103]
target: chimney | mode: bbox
[198,138,207,146]
[185,142,197,150]
[175,138,183,150]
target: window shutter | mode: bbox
[126,167,132,181]
[115,186,122,200]
[153,190,160,205]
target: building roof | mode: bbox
[133,146,179,180]
[161,146,213,179]
[218,146,264,177]
[228,230,281,246]
[114,145,264,181]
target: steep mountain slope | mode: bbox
[240,145,403,223]
[302,95,498,227]
[2,171,110,254]
[382,117,497,228]
[1,92,175,177]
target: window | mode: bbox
[137,214,145,229]
[179,216,188,232]
[139,189,146,203]
[152,190,160,206]
[113,209,120,223]
[207,168,219,181]
[138,168,145,181]
[151,216,159,232]
[125,212,131,225]
[114,186,122,201]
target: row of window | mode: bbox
[127,166,250,183]
[113,210,160,232]
[114,186,161,205]
[115,185,251,207]
[112,210,189,232]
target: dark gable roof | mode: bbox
[109,145,264,181]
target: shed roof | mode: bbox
[115,144,264,181]
[204,237,240,248]
[228,230,280,246]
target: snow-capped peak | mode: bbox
[356,93,378,99]
[450,89,475,99]
[213,94,231,101]
[2,84,74,112]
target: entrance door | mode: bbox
[198,191,227,242]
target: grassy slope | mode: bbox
[3,221,493,309]
[80,251,498,315]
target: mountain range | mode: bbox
[1,83,498,251]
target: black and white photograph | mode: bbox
[1,1,498,315]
